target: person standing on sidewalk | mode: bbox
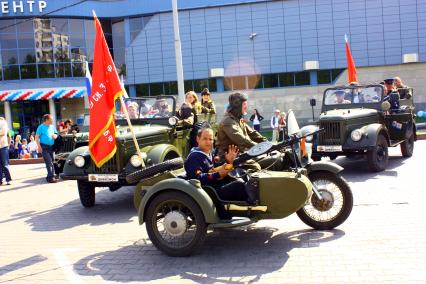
[0,117,12,185]
[270,109,281,143]
[249,109,264,132]
[35,114,58,183]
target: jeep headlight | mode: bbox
[168,116,178,126]
[130,154,146,167]
[351,129,363,142]
[74,155,85,168]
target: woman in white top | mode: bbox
[249,109,264,132]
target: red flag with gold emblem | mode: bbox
[89,14,124,167]
[345,34,358,84]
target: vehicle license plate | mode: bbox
[88,174,118,182]
[317,145,342,152]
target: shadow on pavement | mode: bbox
[0,254,48,276]
[335,155,408,183]
[13,187,136,231]
[74,228,345,283]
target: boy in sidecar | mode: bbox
[184,128,257,213]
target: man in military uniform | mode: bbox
[216,92,267,170]
[383,78,400,112]
[394,76,412,99]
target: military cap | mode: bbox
[383,78,395,84]
[201,88,210,96]
[335,90,346,96]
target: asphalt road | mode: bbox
[0,141,425,283]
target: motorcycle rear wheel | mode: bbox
[297,171,353,230]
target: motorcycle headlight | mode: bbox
[351,129,363,142]
[130,154,144,167]
[74,155,85,168]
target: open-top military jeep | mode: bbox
[61,95,201,207]
[306,84,416,172]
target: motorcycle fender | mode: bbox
[146,144,181,165]
[306,161,343,175]
[137,178,220,225]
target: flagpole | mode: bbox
[172,0,185,104]
[119,96,145,168]
[92,9,145,168]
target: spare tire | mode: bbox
[126,157,184,184]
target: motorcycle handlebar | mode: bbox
[232,128,323,166]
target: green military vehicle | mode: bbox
[54,115,89,176]
[61,95,204,207]
[306,84,416,171]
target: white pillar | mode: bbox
[172,0,185,105]
[4,101,12,129]
[48,99,57,126]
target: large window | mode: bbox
[135,78,217,97]
[295,71,310,86]
[0,17,116,81]
[318,69,344,84]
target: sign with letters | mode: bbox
[1,1,47,14]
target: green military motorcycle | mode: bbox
[134,110,353,256]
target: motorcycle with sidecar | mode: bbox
[133,110,353,256]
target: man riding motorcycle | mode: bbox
[217,92,301,171]
[216,92,267,170]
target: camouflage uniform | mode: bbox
[201,100,216,114]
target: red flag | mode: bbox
[89,14,124,167]
[345,34,358,85]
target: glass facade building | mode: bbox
[0,0,425,134]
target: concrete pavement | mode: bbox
[1,141,426,283]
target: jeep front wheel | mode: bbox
[400,130,414,157]
[77,180,95,207]
[367,134,388,172]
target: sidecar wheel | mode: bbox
[297,172,353,230]
[145,191,207,257]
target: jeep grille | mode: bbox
[92,155,118,173]
[61,136,76,153]
[319,121,342,145]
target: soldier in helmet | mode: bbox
[216,92,267,170]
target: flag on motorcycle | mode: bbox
[345,34,358,85]
[88,13,124,167]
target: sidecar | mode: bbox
[134,167,314,256]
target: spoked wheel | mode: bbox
[145,191,207,257]
[297,172,353,230]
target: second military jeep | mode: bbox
[61,95,204,207]
[306,84,416,172]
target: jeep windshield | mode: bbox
[114,96,175,120]
[324,86,383,106]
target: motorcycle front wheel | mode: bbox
[297,171,353,230]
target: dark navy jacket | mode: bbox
[383,90,400,111]
[184,147,222,185]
